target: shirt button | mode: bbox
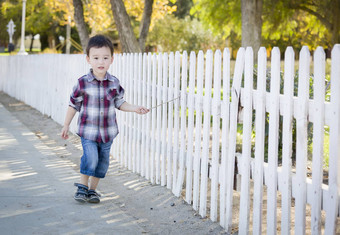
[100,112,103,115]
[101,98,104,101]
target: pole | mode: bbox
[18,0,28,55]
[66,16,71,54]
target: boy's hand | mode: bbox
[61,125,70,139]
[135,106,149,115]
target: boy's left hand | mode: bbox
[135,106,149,114]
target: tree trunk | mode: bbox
[241,0,262,57]
[73,0,89,53]
[110,0,141,53]
[139,0,154,52]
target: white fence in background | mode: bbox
[0,45,339,234]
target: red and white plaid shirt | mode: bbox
[69,70,125,143]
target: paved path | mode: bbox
[0,101,226,235]
[0,103,146,234]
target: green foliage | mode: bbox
[147,14,225,52]
[190,0,241,51]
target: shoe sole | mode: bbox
[88,198,100,203]
[74,197,87,203]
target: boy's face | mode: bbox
[86,46,113,79]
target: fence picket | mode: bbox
[185,51,196,203]
[225,48,245,232]
[266,47,281,234]
[295,46,310,235]
[311,47,325,235]
[210,50,222,221]
[199,50,213,217]
[325,44,340,234]
[128,54,134,171]
[145,53,152,180]
[132,53,138,173]
[150,53,157,184]
[155,53,163,184]
[175,51,188,196]
[136,53,143,173]
[172,52,181,192]
[281,47,295,235]
[123,53,128,168]
[193,51,204,210]
[161,53,168,186]
[238,47,254,233]
[141,53,148,176]
[252,47,267,234]
[220,48,231,228]
[166,52,175,189]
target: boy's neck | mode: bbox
[92,70,106,81]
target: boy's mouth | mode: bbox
[98,66,105,70]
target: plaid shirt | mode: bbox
[69,70,125,143]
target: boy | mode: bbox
[61,35,149,203]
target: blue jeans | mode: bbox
[80,137,113,178]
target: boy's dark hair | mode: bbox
[86,35,114,56]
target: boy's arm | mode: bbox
[61,106,77,139]
[119,102,149,114]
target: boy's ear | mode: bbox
[86,55,90,63]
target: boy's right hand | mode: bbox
[61,125,69,139]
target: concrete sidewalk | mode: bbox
[0,103,146,234]
[0,100,225,235]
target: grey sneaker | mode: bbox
[74,183,88,203]
[88,189,101,203]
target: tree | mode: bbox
[110,0,156,52]
[110,0,141,52]
[73,0,89,51]
[241,0,262,55]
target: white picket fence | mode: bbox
[0,45,339,234]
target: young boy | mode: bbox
[61,35,149,203]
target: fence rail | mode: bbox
[1,45,339,234]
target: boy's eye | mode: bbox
[94,57,98,60]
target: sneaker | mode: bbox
[88,189,101,203]
[74,183,88,203]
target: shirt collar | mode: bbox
[86,69,114,82]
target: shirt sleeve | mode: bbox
[69,80,83,112]
[114,85,126,109]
